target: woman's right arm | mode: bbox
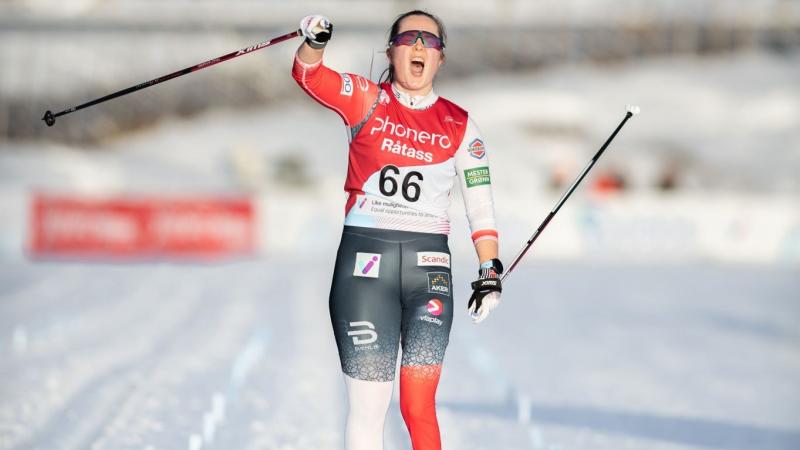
[298,41,324,65]
[293,15,378,128]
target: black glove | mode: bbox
[467,258,503,323]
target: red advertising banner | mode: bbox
[29,194,256,259]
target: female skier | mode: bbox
[293,10,503,450]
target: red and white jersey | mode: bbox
[293,56,497,243]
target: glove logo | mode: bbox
[353,253,381,278]
[427,299,443,316]
[427,272,451,296]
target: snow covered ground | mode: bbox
[0,259,798,450]
[1,48,799,449]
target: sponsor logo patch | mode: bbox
[417,251,450,268]
[340,74,353,96]
[419,314,443,326]
[444,115,464,126]
[427,299,443,316]
[370,115,451,148]
[380,138,433,163]
[353,252,381,278]
[355,75,369,92]
[468,138,486,159]
[427,272,451,296]
[464,167,491,188]
[370,114,451,162]
[347,321,378,346]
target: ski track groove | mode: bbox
[2,263,265,450]
[92,263,269,450]
[7,268,203,450]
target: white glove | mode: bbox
[467,260,503,324]
[468,291,501,324]
[300,15,333,49]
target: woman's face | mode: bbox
[388,15,444,96]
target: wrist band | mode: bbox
[306,38,327,49]
[479,258,504,274]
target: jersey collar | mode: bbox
[391,83,438,110]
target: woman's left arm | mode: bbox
[455,117,503,323]
[474,239,499,264]
[455,117,499,260]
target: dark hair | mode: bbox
[379,10,447,84]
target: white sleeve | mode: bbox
[455,116,498,243]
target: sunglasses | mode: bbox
[389,30,445,50]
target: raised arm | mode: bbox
[292,15,379,129]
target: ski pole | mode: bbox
[42,29,302,127]
[501,105,640,282]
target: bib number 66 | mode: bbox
[379,165,423,202]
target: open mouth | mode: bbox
[410,57,425,76]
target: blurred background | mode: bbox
[1,1,798,449]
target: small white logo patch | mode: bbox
[348,321,378,345]
[340,74,353,96]
[417,252,450,268]
[354,252,381,278]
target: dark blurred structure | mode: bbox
[1,0,798,144]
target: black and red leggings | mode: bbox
[330,226,453,450]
